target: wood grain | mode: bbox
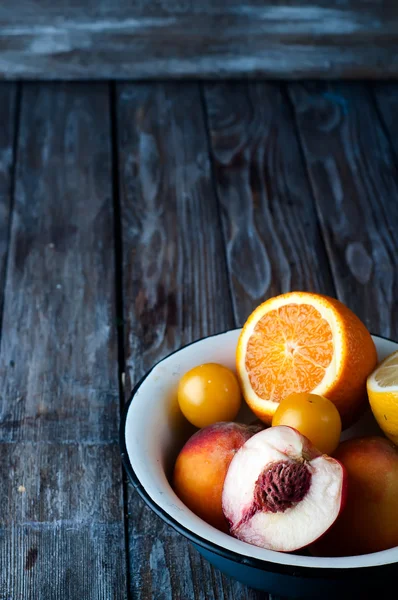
[0,443,126,599]
[0,83,120,443]
[116,82,268,599]
[373,83,398,162]
[0,84,17,328]
[288,82,398,338]
[116,82,234,391]
[131,524,269,600]
[0,83,127,599]
[203,81,335,326]
[2,2,398,79]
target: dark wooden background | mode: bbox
[0,79,397,599]
[1,1,398,79]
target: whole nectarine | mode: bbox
[311,436,398,556]
[172,422,262,532]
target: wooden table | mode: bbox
[2,2,398,79]
[0,80,397,600]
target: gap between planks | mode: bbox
[0,83,21,342]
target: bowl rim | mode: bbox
[120,328,398,581]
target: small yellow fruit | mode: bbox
[272,392,342,455]
[177,363,241,428]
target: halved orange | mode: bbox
[367,351,398,446]
[236,292,377,428]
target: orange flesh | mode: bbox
[245,304,334,401]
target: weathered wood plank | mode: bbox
[0,522,125,600]
[0,83,120,443]
[116,82,234,391]
[116,82,266,599]
[373,83,398,161]
[203,81,335,326]
[1,2,398,79]
[288,82,398,339]
[131,525,268,600]
[0,443,126,599]
[0,84,17,326]
[0,443,123,525]
[0,83,127,599]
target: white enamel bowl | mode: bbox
[120,330,398,598]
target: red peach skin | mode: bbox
[311,436,398,556]
[173,422,262,532]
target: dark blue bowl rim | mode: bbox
[119,329,398,582]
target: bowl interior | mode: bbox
[123,330,398,570]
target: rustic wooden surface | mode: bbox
[0,83,127,598]
[0,84,17,325]
[2,2,398,79]
[1,79,398,599]
[203,81,336,325]
[288,82,398,338]
[115,82,241,600]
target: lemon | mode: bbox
[367,350,398,446]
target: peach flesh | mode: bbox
[232,460,312,531]
[222,426,346,552]
[172,421,262,532]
